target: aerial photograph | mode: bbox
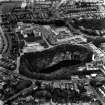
[0,0,105,105]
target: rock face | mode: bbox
[19,44,93,80]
